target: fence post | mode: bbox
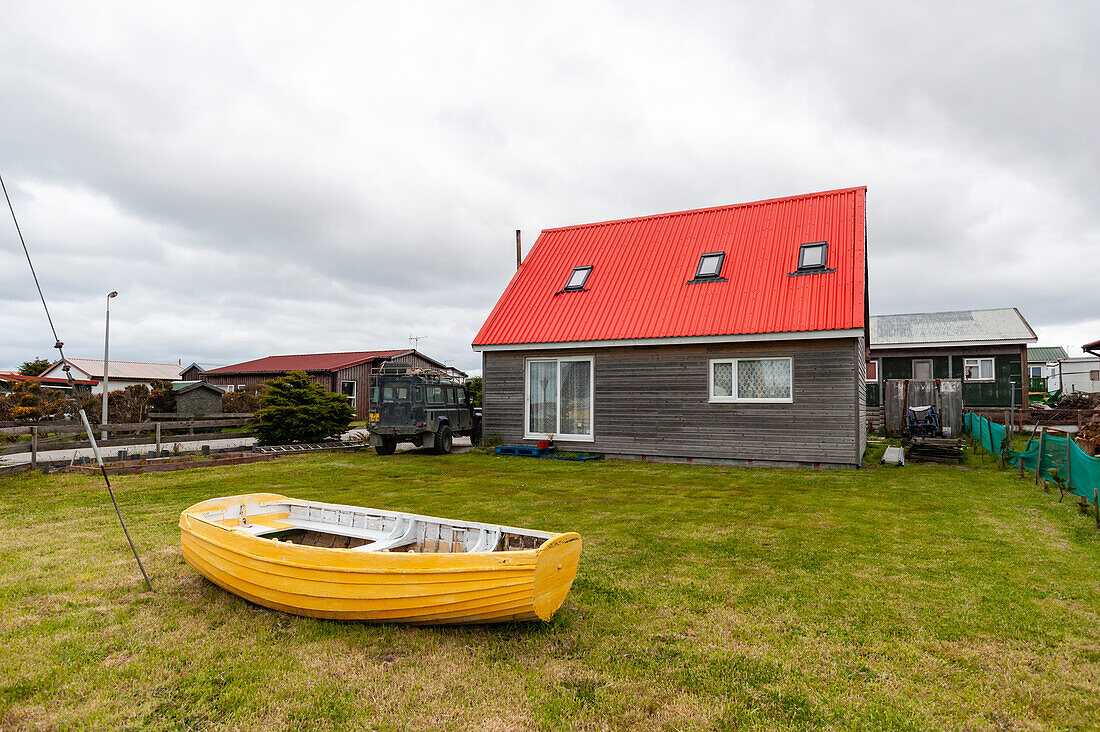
[30,426,38,469]
[156,422,161,455]
[1034,431,1044,485]
[1066,432,1073,493]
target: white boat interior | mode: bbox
[196,497,552,554]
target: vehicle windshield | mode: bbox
[380,383,413,403]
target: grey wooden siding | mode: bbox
[855,336,867,460]
[483,337,863,467]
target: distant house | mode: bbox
[865,308,1036,423]
[172,381,225,416]
[1027,346,1068,391]
[0,371,97,394]
[473,187,870,468]
[193,350,464,420]
[1048,358,1100,395]
[38,358,183,394]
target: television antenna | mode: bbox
[409,334,427,349]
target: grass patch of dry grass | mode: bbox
[2,448,1100,729]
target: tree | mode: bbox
[252,371,354,445]
[465,376,483,408]
[18,357,52,376]
[147,379,177,414]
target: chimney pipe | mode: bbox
[515,229,521,269]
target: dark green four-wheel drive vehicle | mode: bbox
[367,365,482,455]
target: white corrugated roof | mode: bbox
[57,358,183,380]
[870,308,1037,347]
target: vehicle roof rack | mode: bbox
[373,363,464,383]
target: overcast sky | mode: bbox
[2,1,1097,375]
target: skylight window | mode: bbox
[563,266,592,291]
[798,241,828,270]
[694,252,726,280]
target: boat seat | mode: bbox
[271,519,392,542]
[353,517,420,552]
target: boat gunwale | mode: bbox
[179,494,578,576]
[182,493,558,541]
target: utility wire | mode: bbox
[2,173,62,346]
[2,171,152,591]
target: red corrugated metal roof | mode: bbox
[0,371,97,386]
[473,187,867,347]
[202,350,416,374]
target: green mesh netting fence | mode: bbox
[965,412,1100,501]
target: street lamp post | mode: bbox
[102,291,118,438]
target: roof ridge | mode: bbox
[69,357,180,365]
[541,186,867,233]
[254,349,409,358]
[871,306,1020,319]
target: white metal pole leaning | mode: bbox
[101,290,117,438]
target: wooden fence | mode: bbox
[0,416,254,467]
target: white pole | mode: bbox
[102,291,117,438]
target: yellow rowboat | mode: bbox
[179,493,582,624]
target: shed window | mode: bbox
[1028,365,1043,378]
[709,358,792,403]
[525,357,593,441]
[866,360,879,383]
[694,252,725,280]
[1090,370,1099,381]
[563,266,592,291]
[963,358,994,382]
[340,380,356,408]
[798,241,827,270]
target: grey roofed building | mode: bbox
[865,307,1038,422]
[870,307,1037,348]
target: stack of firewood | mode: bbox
[1078,411,1100,456]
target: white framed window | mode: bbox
[963,357,994,382]
[525,356,594,441]
[865,359,879,383]
[340,380,356,407]
[1028,365,1043,378]
[225,384,235,392]
[237,384,246,392]
[709,357,793,403]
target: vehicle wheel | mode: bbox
[434,425,453,454]
[375,437,397,455]
[470,420,483,447]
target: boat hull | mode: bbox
[179,494,582,624]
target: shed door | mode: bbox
[912,359,933,380]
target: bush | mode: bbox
[147,379,177,414]
[223,384,262,413]
[252,371,354,446]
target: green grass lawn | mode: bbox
[2,447,1100,730]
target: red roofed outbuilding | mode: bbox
[473,187,869,467]
[191,350,463,421]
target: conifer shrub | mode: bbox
[252,371,354,445]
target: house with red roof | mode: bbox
[473,187,869,467]
[190,350,463,420]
